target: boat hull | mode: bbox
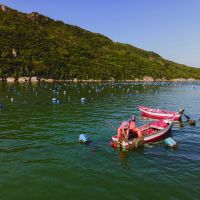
[142,122,172,142]
[138,106,181,121]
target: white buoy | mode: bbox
[52,98,60,104]
[11,97,14,102]
[81,97,86,103]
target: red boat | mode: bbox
[138,106,183,121]
[112,117,174,144]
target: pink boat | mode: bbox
[112,117,174,143]
[138,118,174,142]
[138,106,184,121]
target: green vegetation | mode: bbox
[1,4,200,80]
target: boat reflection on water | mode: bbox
[117,150,129,167]
[115,147,145,167]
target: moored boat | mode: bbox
[138,118,174,142]
[112,117,174,145]
[138,105,183,121]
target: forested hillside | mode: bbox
[1,4,200,80]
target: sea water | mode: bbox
[0,82,199,200]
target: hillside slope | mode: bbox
[0,4,200,80]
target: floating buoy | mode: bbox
[81,98,86,103]
[0,103,3,109]
[52,98,60,104]
[96,89,101,93]
[164,137,178,149]
[10,97,14,102]
[111,142,117,148]
[79,134,91,144]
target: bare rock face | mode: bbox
[0,4,7,12]
[7,77,15,82]
[28,12,40,21]
[27,12,49,22]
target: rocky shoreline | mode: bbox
[0,76,199,83]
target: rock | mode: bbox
[143,76,154,82]
[30,77,39,82]
[27,12,49,22]
[28,12,40,20]
[39,78,54,82]
[7,77,15,82]
[0,4,7,12]
[187,78,196,82]
[45,79,54,82]
[12,49,17,57]
[161,78,167,81]
[18,77,30,82]
[40,78,45,82]
[171,78,187,82]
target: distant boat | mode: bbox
[112,117,174,144]
[138,106,184,121]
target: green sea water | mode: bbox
[0,82,199,200]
